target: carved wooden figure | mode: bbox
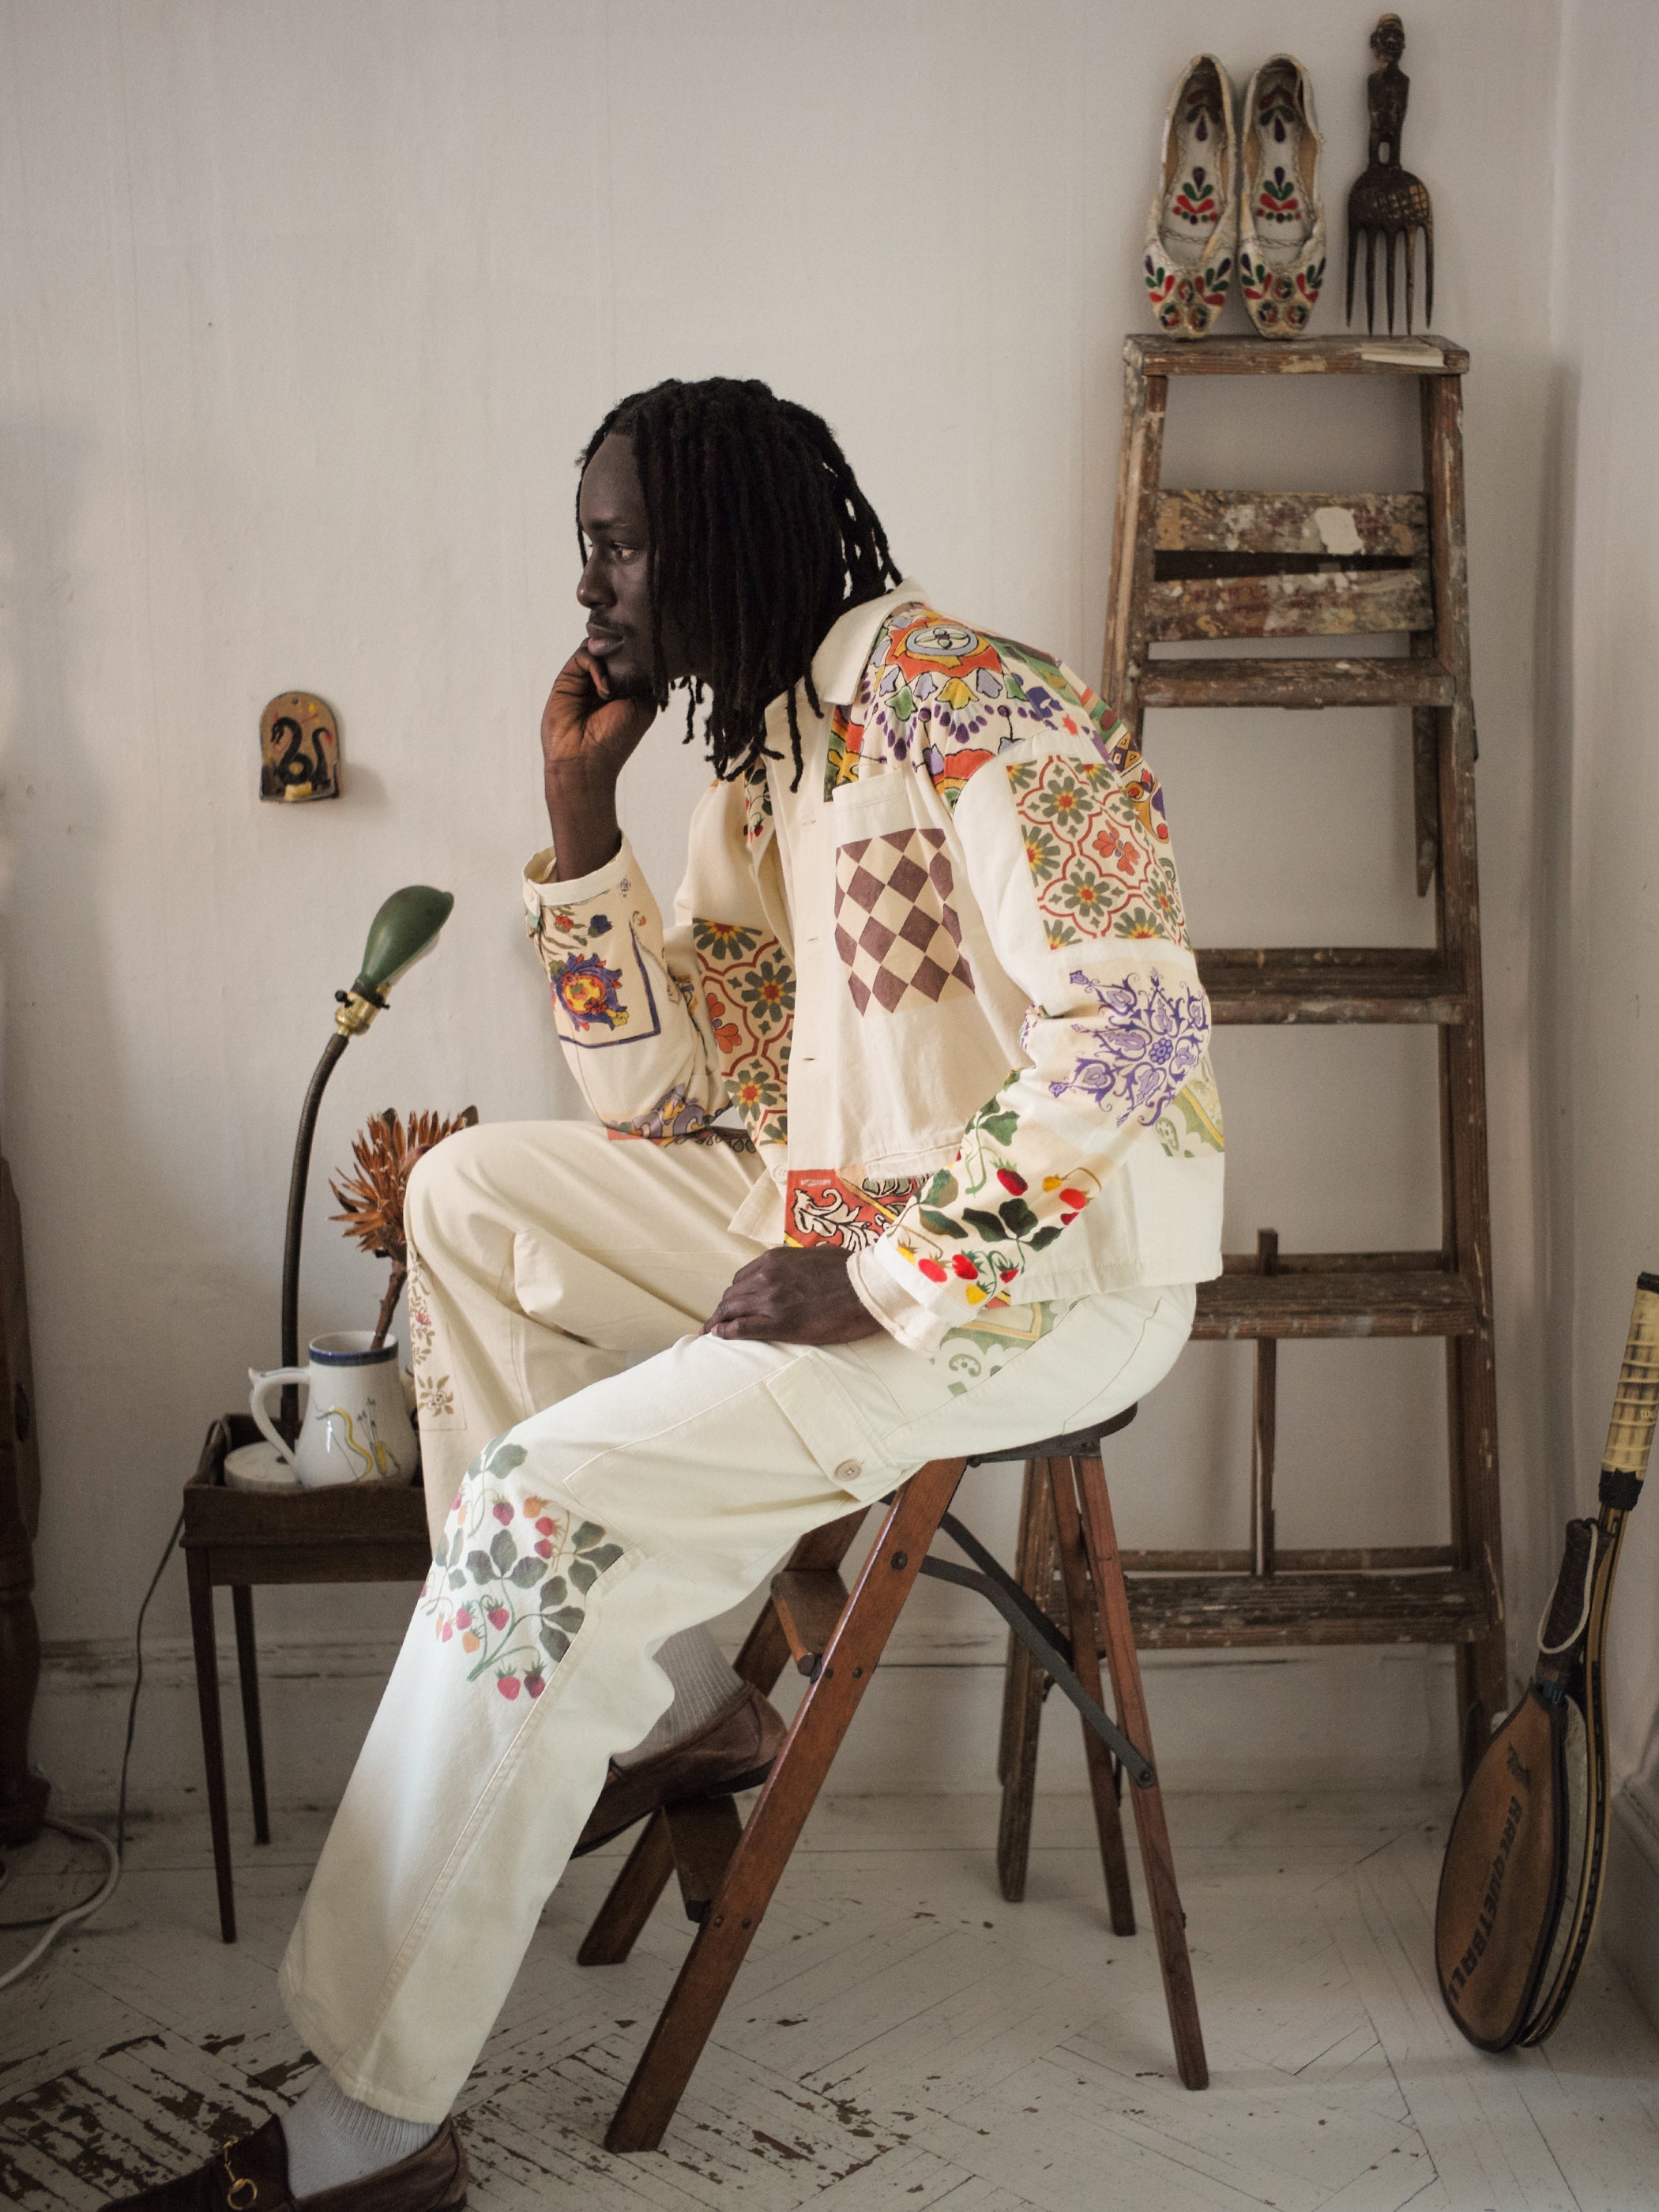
[1346,14,1435,333]
[260,693,340,802]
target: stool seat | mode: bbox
[966,1402,1137,1466]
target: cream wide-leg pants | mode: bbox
[278,1121,1196,2120]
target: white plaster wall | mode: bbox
[2,1,1559,1806]
[1544,0,1659,2018]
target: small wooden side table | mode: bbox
[183,1415,431,1941]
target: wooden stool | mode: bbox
[578,1409,1206,2152]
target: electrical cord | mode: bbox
[0,1506,184,1987]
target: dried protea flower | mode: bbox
[331,1106,478,1347]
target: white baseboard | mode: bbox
[1603,1781,1659,2035]
[31,1619,1462,1826]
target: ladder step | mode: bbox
[664,1793,744,1924]
[1157,489,1428,560]
[1126,1568,1492,1648]
[1200,948,1465,1025]
[1146,566,1432,642]
[771,1567,850,1677]
[1127,332,1469,378]
[1194,1268,1476,1339]
[1141,656,1455,709]
[1123,1544,1457,1574]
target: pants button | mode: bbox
[834,1459,862,1483]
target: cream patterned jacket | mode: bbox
[525,585,1224,1355]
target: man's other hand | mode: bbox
[702,1247,884,1345]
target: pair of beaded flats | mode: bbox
[1143,52,1325,340]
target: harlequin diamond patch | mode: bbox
[833,827,975,1015]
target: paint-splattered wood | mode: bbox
[1219,1245,1446,1276]
[1199,947,1463,1024]
[1420,371,1508,1762]
[1193,1270,1476,1339]
[1141,654,1453,709]
[1156,487,1428,557]
[1146,565,1431,640]
[1127,331,1470,376]
[1121,1544,1458,1572]
[1125,1568,1490,1648]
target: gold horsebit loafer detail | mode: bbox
[102,2112,468,2212]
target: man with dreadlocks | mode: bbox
[110,378,1222,2212]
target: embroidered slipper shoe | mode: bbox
[1237,55,1326,337]
[572,1680,787,1856]
[101,2113,468,2212]
[1143,54,1237,340]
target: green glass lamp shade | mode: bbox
[356,884,455,995]
[334,885,454,1033]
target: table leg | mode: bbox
[186,1549,236,1943]
[231,1585,270,1846]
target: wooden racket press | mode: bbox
[999,333,1506,1900]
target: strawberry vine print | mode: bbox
[901,1095,1100,1304]
[420,1432,625,1697]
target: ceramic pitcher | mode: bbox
[249,1331,418,1488]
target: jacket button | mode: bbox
[835,1459,862,1483]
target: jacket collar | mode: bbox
[809,579,928,708]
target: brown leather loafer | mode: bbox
[574,1682,787,1856]
[103,2112,467,2212]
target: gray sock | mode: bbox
[282,2067,440,2200]
[615,1625,745,1768]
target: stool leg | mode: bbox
[1047,1461,1136,1938]
[1072,1454,1208,2091]
[605,1457,965,2154]
[577,1507,871,1970]
[996,1459,1055,1902]
[577,1811,675,1966]
[230,1586,270,1846]
[185,1550,236,1944]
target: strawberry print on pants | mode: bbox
[419,1431,625,1699]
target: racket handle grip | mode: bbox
[1601,1272,1659,1486]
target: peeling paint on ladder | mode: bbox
[1313,505,1366,556]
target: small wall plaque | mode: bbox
[261,693,340,802]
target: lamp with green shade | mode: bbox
[280,886,454,1431]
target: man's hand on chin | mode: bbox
[702,1247,885,1345]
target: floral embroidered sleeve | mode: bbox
[523,833,730,1141]
[847,692,1218,1352]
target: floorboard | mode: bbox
[2,1792,1655,2210]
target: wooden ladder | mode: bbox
[999,332,1504,1894]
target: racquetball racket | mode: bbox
[1435,1270,1657,2049]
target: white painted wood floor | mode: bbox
[3,1789,1657,2212]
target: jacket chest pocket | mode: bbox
[826,785,976,1021]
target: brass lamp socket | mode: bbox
[334,984,389,1037]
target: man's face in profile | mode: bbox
[577,433,662,699]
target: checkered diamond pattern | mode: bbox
[833,827,976,1015]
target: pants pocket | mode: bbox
[763,1347,910,1502]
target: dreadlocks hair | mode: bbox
[577,377,900,787]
